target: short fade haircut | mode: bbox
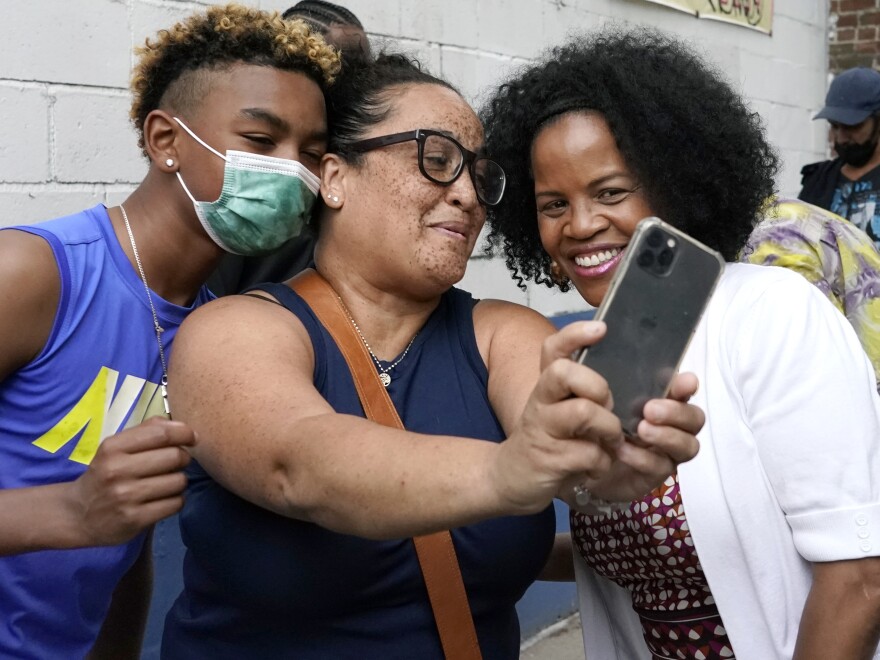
[130,3,341,155]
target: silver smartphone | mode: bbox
[575,217,724,436]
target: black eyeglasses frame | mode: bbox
[345,129,506,206]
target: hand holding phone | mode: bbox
[575,217,723,436]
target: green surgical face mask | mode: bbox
[174,117,320,256]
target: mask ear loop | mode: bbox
[172,117,230,205]
[175,172,200,205]
[173,117,228,160]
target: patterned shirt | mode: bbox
[572,474,735,659]
[740,198,880,389]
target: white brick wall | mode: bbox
[1,0,829,314]
[2,0,132,88]
[0,83,51,183]
[53,89,147,184]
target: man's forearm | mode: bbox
[0,482,89,555]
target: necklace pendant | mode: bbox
[160,378,171,416]
[379,373,392,387]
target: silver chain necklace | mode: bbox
[339,298,418,387]
[120,204,171,416]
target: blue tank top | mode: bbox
[0,205,212,659]
[162,283,556,660]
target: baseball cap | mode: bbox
[815,67,880,125]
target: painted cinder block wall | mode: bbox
[2,0,829,313]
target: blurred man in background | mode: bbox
[799,67,880,250]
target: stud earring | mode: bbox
[165,158,174,167]
[330,195,339,203]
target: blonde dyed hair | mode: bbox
[130,3,340,153]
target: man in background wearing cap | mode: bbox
[800,67,880,250]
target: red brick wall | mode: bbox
[830,0,880,73]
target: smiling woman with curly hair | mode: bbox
[483,29,777,292]
[482,29,880,660]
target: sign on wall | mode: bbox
[644,0,773,34]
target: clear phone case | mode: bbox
[576,217,725,435]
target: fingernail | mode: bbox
[643,400,664,422]
[636,422,656,442]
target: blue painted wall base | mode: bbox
[515,501,578,641]
[142,516,183,660]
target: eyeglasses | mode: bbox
[346,129,507,206]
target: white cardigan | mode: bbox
[576,263,880,660]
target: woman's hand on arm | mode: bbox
[793,557,880,660]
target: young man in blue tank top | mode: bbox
[0,6,339,658]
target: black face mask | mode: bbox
[835,117,880,167]
[835,138,879,167]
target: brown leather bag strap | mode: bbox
[290,269,483,660]
[410,534,484,660]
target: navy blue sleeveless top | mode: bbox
[162,284,555,659]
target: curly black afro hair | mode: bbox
[481,28,779,291]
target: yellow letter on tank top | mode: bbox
[32,367,156,465]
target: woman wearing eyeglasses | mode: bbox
[159,54,703,659]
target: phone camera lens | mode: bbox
[658,248,674,267]
[647,230,664,248]
[637,250,654,267]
